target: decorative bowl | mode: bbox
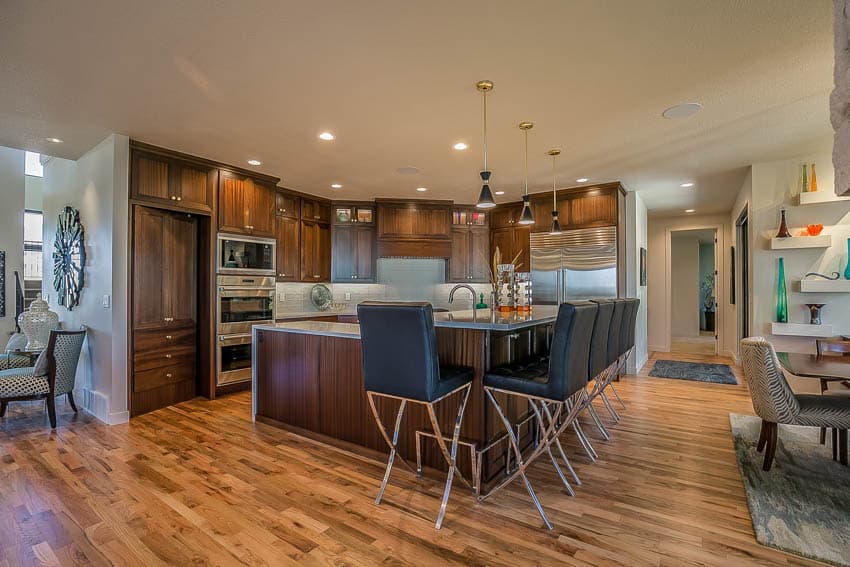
[806,224,824,236]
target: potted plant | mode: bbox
[700,273,716,332]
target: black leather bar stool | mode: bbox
[595,298,625,422]
[584,298,616,442]
[357,301,475,530]
[609,298,640,410]
[482,301,597,530]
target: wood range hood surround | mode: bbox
[375,198,453,258]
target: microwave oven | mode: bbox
[217,234,276,276]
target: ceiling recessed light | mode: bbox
[330,183,343,189]
[494,190,505,195]
[681,182,695,188]
[45,137,64,144]
[319,132,335,141]
[247,159,261,166]
[396,166,419,175]
[662,102,702,119]
[453,142,468,151]
[576,178,588,183]
[685,209,696,213]
[416,187,427,192]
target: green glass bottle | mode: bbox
[776,257,788,323]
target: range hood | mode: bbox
[376,240,452,258]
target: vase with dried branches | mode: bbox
[480,245,523,311]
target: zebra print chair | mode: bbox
[0,328,86,428]
[740,337,850,470]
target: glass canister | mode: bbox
[496,264,515,313]
[515,272,532,312]
[18,294,59,350]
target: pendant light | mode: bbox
[517,122,535,225]
[475,80,496,209]
[547,149,562,235]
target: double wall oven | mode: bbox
[216,235,276,386]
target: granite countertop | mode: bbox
[258,305,558,336]
[274,310,356,320]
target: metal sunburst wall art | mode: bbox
[53,206,86,310]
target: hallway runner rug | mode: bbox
[729,413,850,566]
[648,359,737,384]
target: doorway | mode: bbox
[736,208,750,344]
[669,228,718,355]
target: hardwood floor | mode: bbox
[0,352,824,566]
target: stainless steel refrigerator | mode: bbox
[530,226,618,303]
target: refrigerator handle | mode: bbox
[556,270,563,303]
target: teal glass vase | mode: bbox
[845,238,850,280]
[776,257,788,323]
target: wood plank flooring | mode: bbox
[0,351,827,566]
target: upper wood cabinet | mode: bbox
[376,201,451,240]
[567,189,617,228]
[490,225,530,274]
[301,199,331,224]
[275,191,300,219]
[490,204,522,229]
[131,151,215,214]
[530,196,569,233]
[275,216,300,282]
[332,203,375,226]
[449,226,489,283]
[332,225,375,282]
[301,221,331,281]
[217,171,275,237]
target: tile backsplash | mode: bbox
[275,258,492,316]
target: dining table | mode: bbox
[776,351,850,465]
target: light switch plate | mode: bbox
[345,292,351,301]
[102,294,110,309]
[278,292,285,302]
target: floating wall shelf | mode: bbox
[796,191,850,206]
[800,279,850,293]
[770,322,834,338]
[769,235,832,250]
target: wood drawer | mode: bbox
[133,362,196,393]
[134,327,196,353]
[133,347,196,373]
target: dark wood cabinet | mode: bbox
[131,206,199,416]
[301,199,331,224]
[275,216,300,281]
[490,205,521,229]
[449,208,489,283]
[490,225,530,274]
[530,196,570,233]
[332,225,375,282]
[567,189,617,228]
[275,191,299,219]
[376,201,451,240]
[301,221,331,281]
[131,151,214,214]
[217,171,275,237]
[332,203,375,225]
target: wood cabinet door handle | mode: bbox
[165,335,173,340]
[165,354,172,359]
[166,373,173,378]
[176,196,182,201]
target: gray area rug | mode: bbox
[648,359,737,384]
[729,413,850,566]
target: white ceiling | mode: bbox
[0,0,836,216]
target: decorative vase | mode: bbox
[810,163,817,192]
[17,294,59,350]
[801,164,809,193]
[805,303,825,325]
[776,258,788,323]
[776,209,791,238]
[845,238,850,280]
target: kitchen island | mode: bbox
[252,306,559,485]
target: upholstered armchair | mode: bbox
[0,328,86,428]
[1,333,31,371]
[740,337,850,470]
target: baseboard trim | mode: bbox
[647,344,667,353]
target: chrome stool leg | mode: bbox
[585,402,610,440]
[540,401,581,487]
[572,420,597,461]
[600,390,621,423]
[608,382,627,410]
[483,389,556,530]
[367,393,408,505]
[426,384,472,530]
[531,401,575,496]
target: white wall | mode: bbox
[625,191,648,372]
[0,147,25,338]
[747,151,850,353]
[25,175,43,211]
[832,0,850,198]
[670,236,700,337]
[42,134,130,424]
[647,212,736,357]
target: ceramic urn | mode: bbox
[18,294,59,350]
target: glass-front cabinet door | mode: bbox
[333,204,374,225]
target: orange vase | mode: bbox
[810,163,817,192]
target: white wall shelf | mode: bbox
[769,235,832,250]
[796,191,850,206]
[770,322,834,337]
[800,279,850,293]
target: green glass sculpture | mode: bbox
[776,257,788,323]
[845,238,850,280]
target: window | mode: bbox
[23,210,43,280]
[25,151,43,177]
